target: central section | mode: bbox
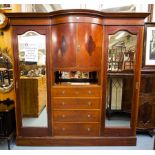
[51,21,103,137]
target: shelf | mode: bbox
[55,78,98,83]
[53,84,100,87]
[108,71,134,77]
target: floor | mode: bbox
[22,107,48,127]
[0,134,154,150]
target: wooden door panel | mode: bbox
[137,94,155,128]
[77,24,103,70]
[140,76,155,93]
[52,23,76,69]
[138,75,155,129]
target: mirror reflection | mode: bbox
[18,31,47,127]
[106,31,137,127]
[0,50,13,93]
[54,71,99,85]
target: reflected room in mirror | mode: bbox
[106,31,137,127]
[0,49,13,93]
[108,31,137,72]
[18,31,47,127]
[54,71,99,85]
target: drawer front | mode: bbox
[53,98,100,109]
[53,110,100,122]
[52,87,100,97]
[53,123,100,136]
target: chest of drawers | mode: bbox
[52,85,101,136]
[20,76,47,117]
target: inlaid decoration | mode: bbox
[61,36,67,56]
[86,35,96,55]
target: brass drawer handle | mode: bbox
[87,128,91,132]
[62,90,65,95]
[75,91,79,95]
[87,101,92,106]
[88,90,92,95]
[62,128,65,131]
[62,102,65,105]
[62,114,66,118]
[87,114,91,118]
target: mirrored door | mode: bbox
[13,26,50,136]
[104,26,141,133]
[18,31,48,127]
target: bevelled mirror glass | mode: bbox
[106,31,137,127]
[17,31,47,127]
[0,51,13,93]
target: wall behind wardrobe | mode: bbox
[0,4,21,100]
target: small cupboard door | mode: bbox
[52,23,76,70]
[76,24,103,70]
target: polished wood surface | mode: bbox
[52,85,101,97]
[137,73,155,132]
[52,23,102,70]
[16,136,136,146]
[21,127,49,137]
[53,123,100,136]
[9,10,149,146]
[52,23,76,69]
[104,128,133,137]
[6,10,149,18]
[103,19,144,25]
[52,85,101,137]
[7,10,149,28]
[138,94,154,128]
[53,110,100,122]
[76,23,102,69]
[53,98,100,109]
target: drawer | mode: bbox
[53,123,100,136]
[53,110,100,122]
[52,98,100,109]
[52,86,100,97]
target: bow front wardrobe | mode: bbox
[7,10,149,146]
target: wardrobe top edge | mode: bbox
[4,9,150,19]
